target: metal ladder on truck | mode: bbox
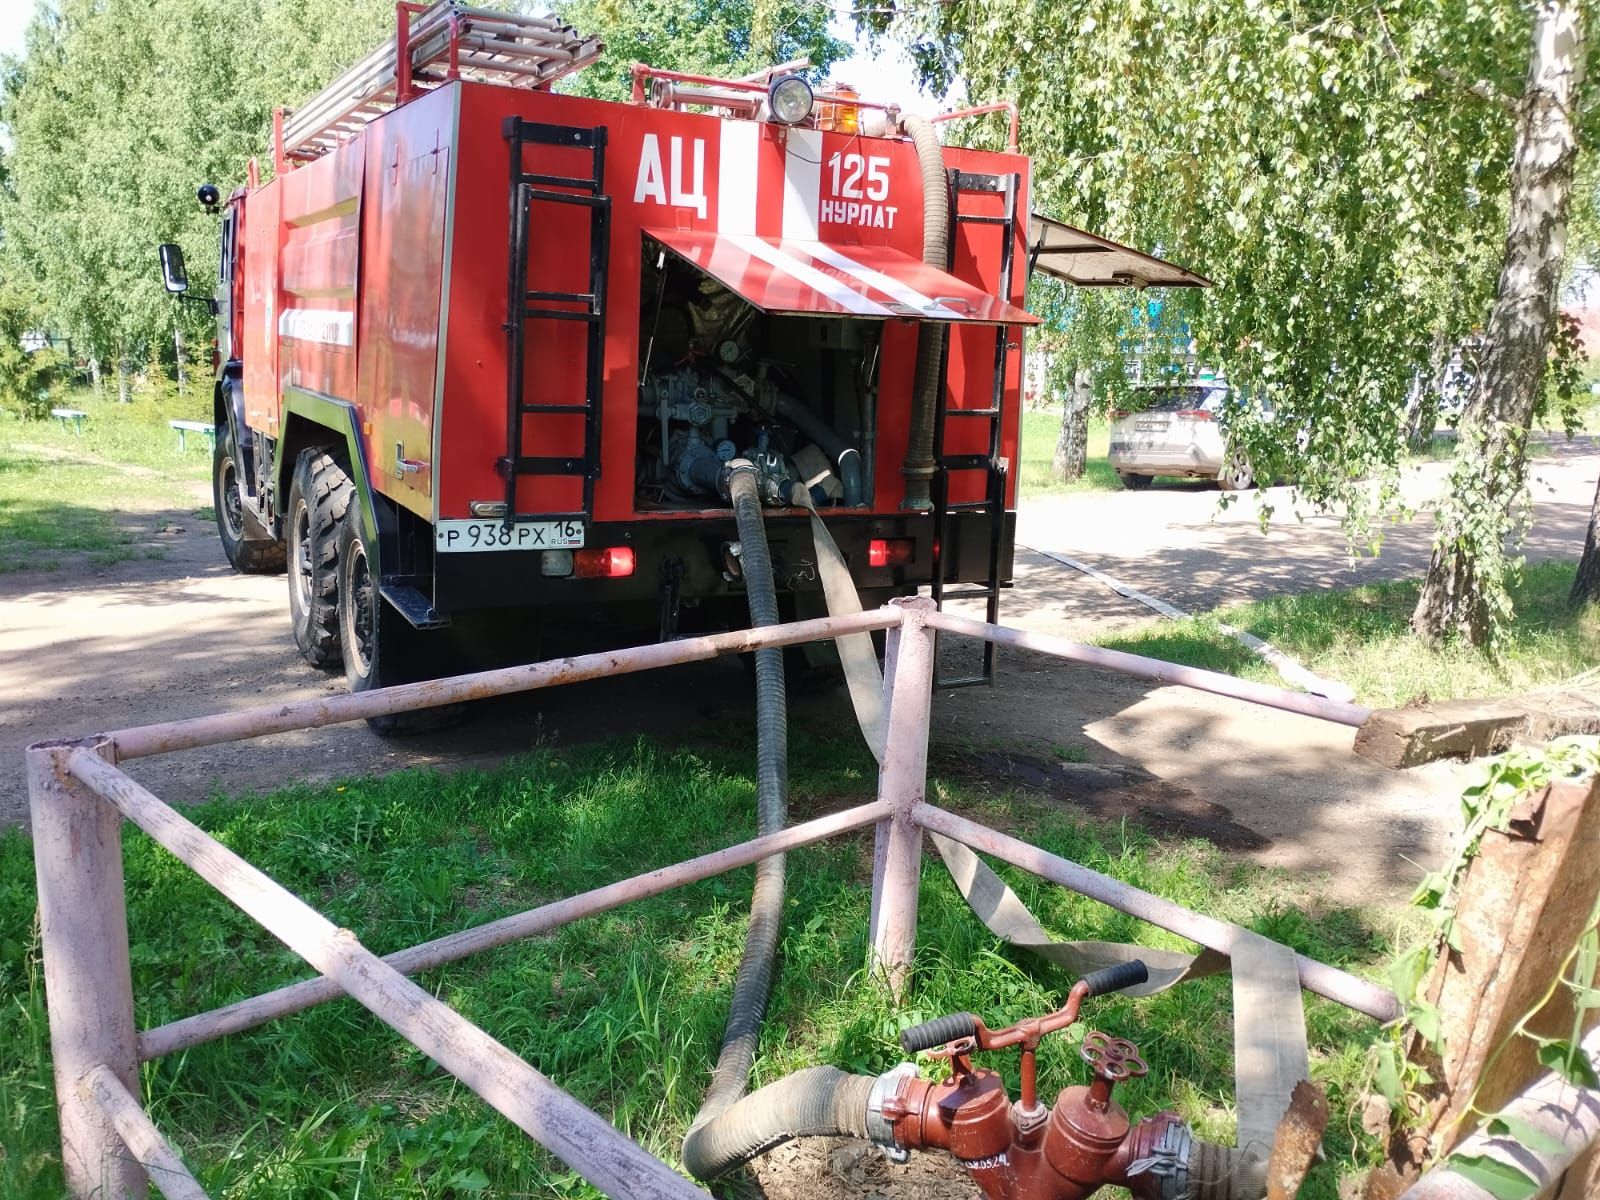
[498,117,611,523]
[929,169,1021,690]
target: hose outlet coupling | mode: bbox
[865,1063,918,1164]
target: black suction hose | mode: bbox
[683,461,790,1177]
[901,113,950,510]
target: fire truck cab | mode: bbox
[158,1,1205,718]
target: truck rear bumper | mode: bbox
[430,509,1014,615]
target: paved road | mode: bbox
[1012,434,1599,625]
[4,438,1594,901]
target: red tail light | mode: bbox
[868,538,915,568]
[1175,409,1214,421]
[1109,410,1128,420]
[573,546,635,578]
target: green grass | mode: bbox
[0,390,212,571]
[0,731,1395,1198]
[1019,410,1121,497]
[1099,561,1599,708]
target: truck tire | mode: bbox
[214,422,285,573]
[287,448,352,668]
[336,515,457,735]
[1116,472,1153,490]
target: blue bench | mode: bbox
[51,407,88,434]
[170,420,216,453]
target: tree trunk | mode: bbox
[116,352,130,405]
[1052,367,1092,482]
[1412,0,1585,644]
[1405,334,1449,450]
[1573,473,1600,607]
[88,355,101,398]
[173,324,186,396]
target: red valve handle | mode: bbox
[1079,1030,1148,1082]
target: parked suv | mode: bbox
[1107,377,1259,490]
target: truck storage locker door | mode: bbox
[643,229,1038,325]
[358,89,454,516]
[277,146,363,410]
[242,181,282,435]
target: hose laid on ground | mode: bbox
[682,461,789,1179]
[900,113,951,511]
[681,1066,875,1180]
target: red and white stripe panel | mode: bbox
[650,226,1036,325]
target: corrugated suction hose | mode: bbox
[681,1065,876,1181]
[682,461,789,1178]
[900,113,951,511]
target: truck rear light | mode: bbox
[574,546,635,578]
[868,538,915,568]
[540,550,574,577]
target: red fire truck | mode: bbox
[158,1,1204,711]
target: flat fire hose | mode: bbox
[795,490,887,763]
[797,499,1312,1153]
[931,835,1309,1154]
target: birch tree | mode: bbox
[877,0,1599,642]
[1412,0,1586,641]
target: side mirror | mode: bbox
[159,243,189,294]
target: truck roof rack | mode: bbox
[279,2,602,163]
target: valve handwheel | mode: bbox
[1079,1030,1148,1082]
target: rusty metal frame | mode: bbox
[28,597,1400,1199]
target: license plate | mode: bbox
[1135,420,1167,432]
[435,519,585,552]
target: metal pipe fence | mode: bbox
[28,596,1408,1198]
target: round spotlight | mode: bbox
[767,75,814,126]
[196,183,220,209]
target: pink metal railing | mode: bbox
[27,597,1400,1199]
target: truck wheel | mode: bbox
[1116,472,1153,490]
[337,516,456,735]
[287,448,352,668]
[214,423,284,573]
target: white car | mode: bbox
[1107,379,1258,490]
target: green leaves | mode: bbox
[1486,1114,1568,1155]
[912,0,1579,607]
[1445,1153,1540,1200]
[1534,1038,1600,1087]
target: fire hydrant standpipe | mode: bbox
[684,957,1268,1199]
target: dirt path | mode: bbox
[11,444,1592,903]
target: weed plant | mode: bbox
[0,731,1391,1198]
